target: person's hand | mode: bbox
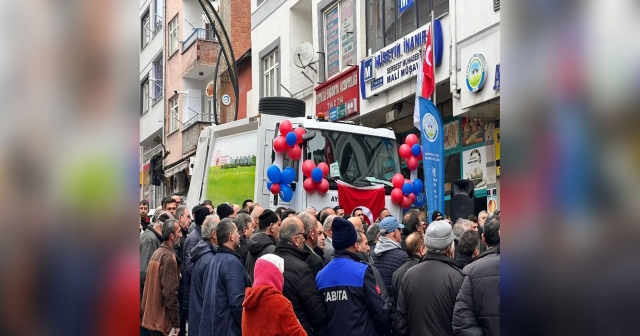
[172,328,180,336]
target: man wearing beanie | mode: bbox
[217,203,236,220]
[372,216,408,333]
[245,209,281,282]
[396,220,465,336]
[275,218,326,336]
[242,254,306,336]
[316,217,390,336]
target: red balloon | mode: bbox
[401,196,413,209]
[316,179,329,194]
[303,177,316,192]
[392,173,405,189]
[405,133,419,147]
[273,136,287,153]
[410,193,416,204]
[293,127,306,144]
[286,145,301,160]
[407,156,419,170]
[279,120,293,136]
[302,160,316,177]
[399,144,412,159]
[270,183,281,195]
[317,162,329,177]
[391,188,404,203]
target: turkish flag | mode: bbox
[337,180,386,225]
[421,23,435,99]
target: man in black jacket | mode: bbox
[246,209,280,282]
[275,217,326,336]
[392,232,425,301]
[316,217,389,336]
[233,214,254,265]
[181,205,211,329]
[453,215,500,336]
[298,211,325,277]
[396,220,465,336]
[455,230,480,267]
[174,205,191,336]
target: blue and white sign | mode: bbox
[399,0,414,14]
[493,64,500,90]
[360,21,443,99]
[418,97,444,222]
[466,54,487,92]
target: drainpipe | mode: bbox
[450,0,461,99]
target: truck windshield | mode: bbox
[305,129,400,192]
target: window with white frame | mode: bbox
[170,96,179,133]
[141,79,150,115]
[153,0,163,30]
[142,11,151,48]
[168,16,179,56]
[262,49,279,97]
[152,57,163,102]
[324,0,356,79]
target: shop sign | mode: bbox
[494,128,500,176]
[315,66,359,121]
[462,146,488,190]
[493,64,500,90]
[399,0,414,14]
[487,188,498,214]
[360,21,443,99]
[466,54,487,92]
[164,161,189,178]
[325,6,340,78]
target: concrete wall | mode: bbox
[164,0,183,166]
[140,0,165,146]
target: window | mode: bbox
[142,11,151,48]
[141,79,150,115]
[262,49,279,97]
[169,96,179,133]
[154,0,163,27]
[152,58,163,103]
[323,0,356,79]
[366,0,449,54]
[305,129,400,193]
[168,16,179,56]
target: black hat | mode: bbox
[431,210,444,222]
[194,206,210,225]
[332,217,357,250]
[258,209,279,230]
[217,203,234,220]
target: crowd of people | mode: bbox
[140,196,500,336]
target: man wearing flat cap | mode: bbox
[245,209,281,282]
[395,220,466,336]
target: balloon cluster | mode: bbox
[272,120,304,160]
[266,165,295,202]
[398,134,421,171]
[301,160,329,195]
[390,173,425,209]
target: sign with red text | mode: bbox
[315,66,359,121]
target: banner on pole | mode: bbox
[418,97,444,221]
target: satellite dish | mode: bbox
[294,42,315,69]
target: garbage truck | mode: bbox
[185,97,404,220]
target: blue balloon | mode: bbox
[285,132,297,146]
[267,181,273,190]
[311,167,323,183]
[414,193,425,207]
[267,165,282,183]
[412,179,424,195]
[281,167,296,185]
[402,182,413,196]
[411,144,421,156]
[279,184,293,202]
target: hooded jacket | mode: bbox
[373,236,408,330]
[316,250,390,336]
[452,246,500,336]
[182,224,202,315]
[274,241,326,335]
[396,253,465,336]
[242,285,307,336]
[188,240,217,336]
[199,246,251,336]
[245,232,277,282]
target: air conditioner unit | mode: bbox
[173,173,186,193]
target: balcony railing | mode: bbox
[152,18,163,37]
[183,113,214,131]
[143,144,163,162]
[182,28,217,52]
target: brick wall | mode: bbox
[230,0,251,59]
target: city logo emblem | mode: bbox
[422,113,438,142]
[466,53,487,92]
[222,94,231,106]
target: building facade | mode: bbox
[251,0,500,217]
[160,0,252,200]
[140,0,166,208]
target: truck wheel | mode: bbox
[259,97,306,118]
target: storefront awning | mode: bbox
[164,161,189,178]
